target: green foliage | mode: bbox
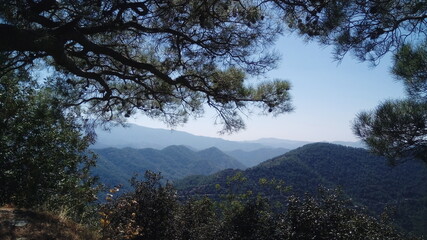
[281,188,419,240]
[353,100,427,164]
[0,66,99,221]
[100,171,419,240]
[217,196,278,240]
[178,197,219,240]
[280,0,426,63]
[392,43,427,102]
[353,43,427,164]
[100,171,179,240]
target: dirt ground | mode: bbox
[0,206,97,240]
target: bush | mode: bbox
[100,172,420,240]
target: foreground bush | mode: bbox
[100,172,420,240]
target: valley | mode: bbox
[91,126,427,238]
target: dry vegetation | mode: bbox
[0,206,98,240]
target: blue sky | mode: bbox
[130,34,406,142]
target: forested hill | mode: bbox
[225,148,290,167]
[92,145,245,189]
[176,143,427,237]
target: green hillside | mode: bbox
[225,147,290,167]
[92,145,246,189]
[176,143,427,237]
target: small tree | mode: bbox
[99,171,180,240]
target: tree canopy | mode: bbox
[353,43,427,164]
[2,0,425,132]
[278,0,427,63]
[0,0,295,132]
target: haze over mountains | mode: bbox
[93,123,364,151]
[91,123,366,186]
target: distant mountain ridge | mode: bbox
[247,137,365,149]
[93,123,363,151]
[92,145,246,189]
[93,124,265,151]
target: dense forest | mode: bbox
[92,145,245,188]
[176,143,427,237]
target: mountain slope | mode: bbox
[225,147,290,167]
[91,145,246,189]
[176,143,427,236]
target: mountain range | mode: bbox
[90,130,427,237]
[92,123,364,151]
[93,124,266,151]
[92,145,246,189]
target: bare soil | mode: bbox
[0,207,98,240]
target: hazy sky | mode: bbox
[130,34,406,142]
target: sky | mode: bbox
[130,34,406,142]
